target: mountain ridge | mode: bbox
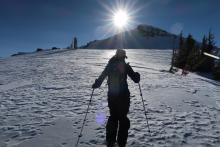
[81,24,179,49]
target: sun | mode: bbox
[113,10,129,29]
[97,0,141,36]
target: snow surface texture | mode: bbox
[0,49,220,147]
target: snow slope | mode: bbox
[0,49,220,147]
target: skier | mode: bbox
[92,49,140,147]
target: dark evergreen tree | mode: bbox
[185,34,196,70]
[169,35,178,73]
[176,33,195,69]
[186,34,195,54]
[201,35,208,55]
[74,37,78,49]
[207,30,215,53]
[70,37,78,49]
[213,60,220,80]
[189,44,201,71]
[175,31,186,68]
[70,39,74,49]
[197,30,215,72]
[179,31,184,49]
[193,35,208,71]
[172,29,218,80]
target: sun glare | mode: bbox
[98,0,141,36]
[113,10,129,29]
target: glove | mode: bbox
[134,72,140,83]
[92,79,100,89]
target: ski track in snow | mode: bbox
[0,49,220,147]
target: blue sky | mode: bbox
[0,0,219,57]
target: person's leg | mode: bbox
[117,97,130,146]
[117,116,130,146]
[106,97,118,145]
[106,116,118,146]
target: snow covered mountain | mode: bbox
[0,49,220,147]
[82,25,179,49]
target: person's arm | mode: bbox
[92,62,110,88]
[127,63,140,83]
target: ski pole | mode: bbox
[138,83,151,134]
[75,88,95,147]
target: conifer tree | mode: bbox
[201,35,208,55]
[175,31,185,68]
[169,35,177,73]
[213,61,220,80]
[197,30,215,72]
[207,30,215,53]
[185,34,196,70]
[74,37,78,49]
[70,39,74,49]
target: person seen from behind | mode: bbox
[92,49,140,147]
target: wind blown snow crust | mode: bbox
[0,49,220,147]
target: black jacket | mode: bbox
[95,56,140,97]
